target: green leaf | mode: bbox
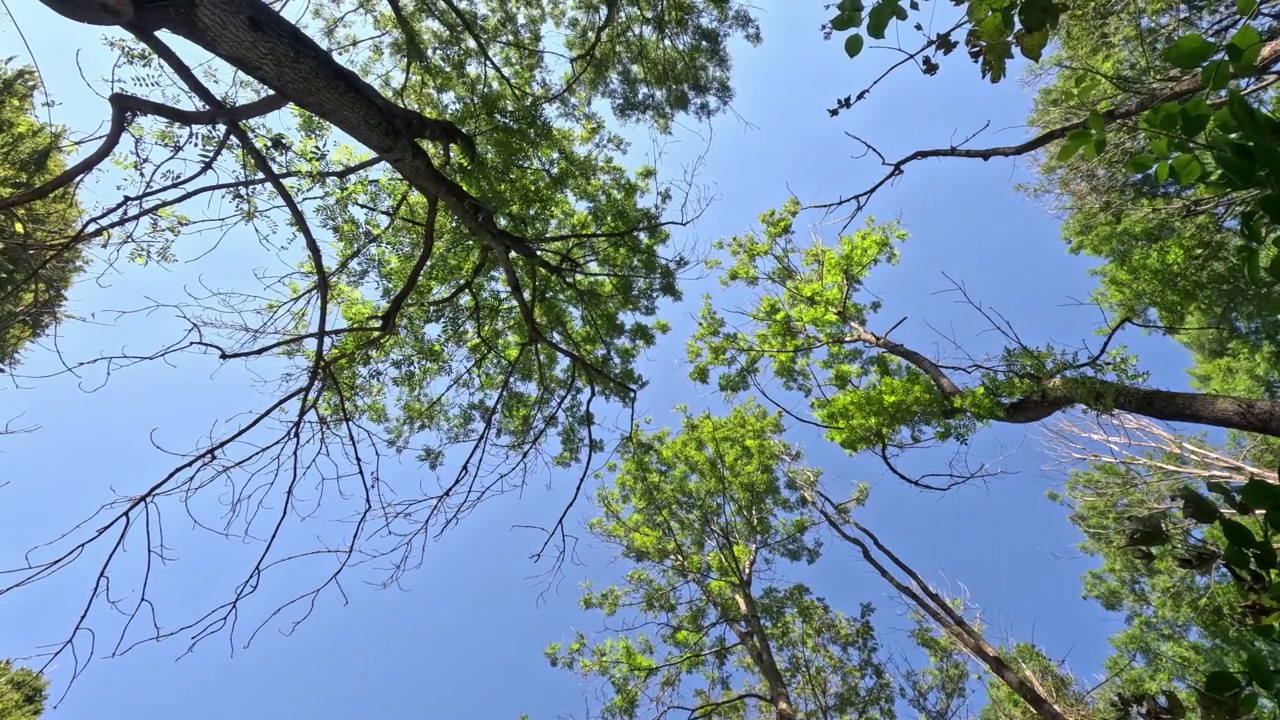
[1124,154,1157,174]
[1240,479,1280,512]
[844,33,865,57]
[1090,134,1107,158]
[831,12,859,31]
[1214,144,1258,186]
[1243,244,1264,283]
[1155,160,1170,182]
[1057,130,1092,162]
[866,2,894,39]
[1200,59,1232,91]
[1016,28,1050,62]
[1170,154,1203,184]
[1227,25,1264,71]
[1238,0,1258,13]
[1017,0,1053,32]
[1162,33,1218,70]
[1242,210,1264,245]
[1257,536,1279,570]
[1179,104,1211,137]
[1225,541,1254,570]
[1087,111,1106,134]
[1259,194,1280,225]
[1205,670,1244,697]
[1178,487,1222,524]
[892,3,909,21]
[1220,517,1259,548]
[1226,90,1258,132]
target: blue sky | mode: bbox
[0,3,1198,718]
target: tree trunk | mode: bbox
[1000,377,1280,437]
[808,499,1073,720]
[732,591,797,720]
[126,0,527,257]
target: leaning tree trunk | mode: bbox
[86,0,539,269]
[851,320,1280,439]
[999,377,1280,438]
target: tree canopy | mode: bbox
[8,0,1280,716]
[0,661,46,720]
[6,0,763,672]
[0,61,84,373]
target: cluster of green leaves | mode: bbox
[1014,1,1280,707]
[1109,476,1280,717]
[545,397,1122,720]
[1060,27,1279,284]
[545,401,897,720]
[977,644,1091,720]
[1025,0,1280,404]
[687,200,1146,455]
[1052,429,1280,718]
[0,61,85,371]
[827,0,1064,81]
[897,616,973,717]
[0,660,46,720]
[1171,479,1280,717]
[228,0,766,470]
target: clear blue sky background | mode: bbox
[1,3,1197,718]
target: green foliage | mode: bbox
[897,616,973,717]
[687,202,1147,455]
[554,0,762,133]
[5,0,780,668]
[976,644,1090,719]
[268,0,771,472]
[1021,0,1280,702]
[1058,429,1280,717]
[0,61,85,371]
[0,661,46,720]
[1025,0,1280,401]
[826,0,1064,82]
[546,401,896,720]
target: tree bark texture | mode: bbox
[998,377,1280,437]
[125,0,529,259]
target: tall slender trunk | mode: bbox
[731,591,796,720]
[807,492,1072,720]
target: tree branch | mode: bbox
[815,39,1280,214]
[0,91,286,211]
[806,490,1071,720]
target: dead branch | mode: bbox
[802,485,1075,720]
[1043,412,1277,487]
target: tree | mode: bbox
[895,614,974,720]
[0,61,85,372]
[0,661,47,720]
[821,0,1280,403]
[683,199,1280,709]
[5,0,764,675]
[1020,0,1280,404]
[545,401,897,720]
[547,400,1097,720]
[1045,414,1280,716]
[686,201,1280,480]
[805,486,1082,720]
